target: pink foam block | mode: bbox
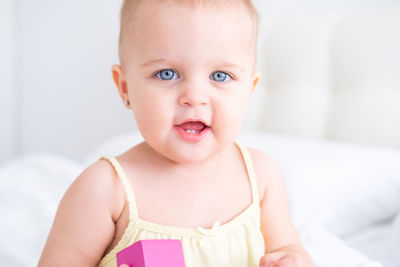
[116,239,186,267]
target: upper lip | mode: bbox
[175,118,211,127]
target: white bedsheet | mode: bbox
[1,132,399,266]
[0,154,83,266]
[390,212,400,267]
[300,225,383,267]
[344,220,394,266]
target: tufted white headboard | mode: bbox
[2,1,400,162]
[245,8,400,148]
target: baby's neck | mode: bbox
[134,141,238,179]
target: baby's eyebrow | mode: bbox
[141,58,245,73]
[141,59,176,67]
[215,61,245,73]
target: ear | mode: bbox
[251,71,261,93]
[244,71,260,112]
[112,64,130,108]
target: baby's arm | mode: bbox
[250,149,315,267]
[38,161,124,266]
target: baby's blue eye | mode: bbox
[156,69,178,80]
[210,71,231,82]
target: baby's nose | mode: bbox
[178,85,209,107]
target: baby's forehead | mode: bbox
[119,0,258,69]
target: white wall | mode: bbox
[253,0,400,14]
[0,0,17,162]
[16,0,135,160]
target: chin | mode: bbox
[165,145,216,164]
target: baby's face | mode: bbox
[115,1,259,163]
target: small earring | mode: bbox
[124,99,130,106]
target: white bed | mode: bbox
[1,131,399,267]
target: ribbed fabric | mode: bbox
[97,142,265,267]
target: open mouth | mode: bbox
[174,120,210,141]
[177,121,208,134]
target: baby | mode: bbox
[38,0,314,266]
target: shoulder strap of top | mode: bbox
[234,142,260,204]
[98,155,138,223]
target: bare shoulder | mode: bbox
[247,147,283,201]
[58,159,126,223]
[76,159,126,220]
[38,159,125,266]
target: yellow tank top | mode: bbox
[97,142,265,267]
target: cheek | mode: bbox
[214,95,247,131]
[131,88,174,132]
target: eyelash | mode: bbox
[153,69,234,82]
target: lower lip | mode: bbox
[174,126,210,142]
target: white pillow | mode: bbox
[237,132,400,236]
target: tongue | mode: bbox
[179,121,205,131]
